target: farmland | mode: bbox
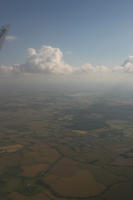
[0,89,133,199]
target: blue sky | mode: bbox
[1,0,133,67]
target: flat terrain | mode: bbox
[0,89,133,199]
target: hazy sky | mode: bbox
[1,0,133,68]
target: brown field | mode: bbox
[44,174,59,184]
[44,158,105,197]
[21,146,59,165]
[21,164,49,177]
[90,128,108,137]
[31,144,60,162]
[104,182,133,200]
[0,153,21,173]
[8,192,51,200]
[127,153,133,157]
[44,189,68,200]
[113,157,133,166]
[45,169,105,197]
[58,145,74,156]
[49,158,79,177]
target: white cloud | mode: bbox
[0,65,13,72]
[1,45,133,77]
[76,64,111,73]
[111,56,133,73]
[6,35,17,41]
[16,45,74,74]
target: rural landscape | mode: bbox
[0,88,133,200]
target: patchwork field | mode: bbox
[0,90,133,199]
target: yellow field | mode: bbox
[0,144,23,153]
[72,130,87,135]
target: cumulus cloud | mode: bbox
[121,56,133,72]
[1,45,133,77]
[17,45,73,74]
[5,35,17,41]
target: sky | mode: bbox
[1,0,133,81]
[1,0,133,66]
